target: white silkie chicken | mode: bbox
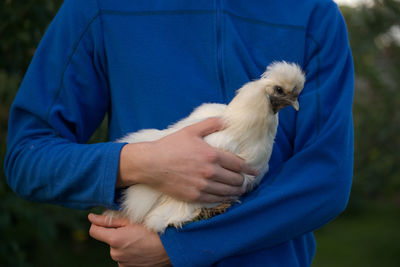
[109,61,305,233]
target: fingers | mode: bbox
[88,214,130,247]
[202,179,245,196]
[188,118,258,177]
[187,117,224,137]
[89,223,119,245]
[88,213,129,228]
[197,150,258,200]
[216,149,258,176]
[207,165,245,187]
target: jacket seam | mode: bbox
[223,10,306,31]
[266,34,322,187]
[221,6,228,103]
[100,9,215,17]
[95,0,108,78]
[215,1,227,102]
[45,11,102,122]
[305,33,321,138]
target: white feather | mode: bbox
[107,62,305,233]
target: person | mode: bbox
[4,0,354,266]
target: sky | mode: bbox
[334,0,373,6]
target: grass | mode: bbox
[313,200,400,267]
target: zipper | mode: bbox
[216,0,227,102]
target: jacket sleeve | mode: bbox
[160,3,354,266]
[4,0,124,210]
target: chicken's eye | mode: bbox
[274,86,284,95]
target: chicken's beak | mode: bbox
[291,100,299,111]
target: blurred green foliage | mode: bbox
[0,0,399,266]
[0,1,111,266]
[314,200,400,267]
[0,0,63,74]
[341,0,400,206]
[315,1,400,266]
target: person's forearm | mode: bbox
[5,132,125,209]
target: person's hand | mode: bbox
[117,118,258,203]
[88,213,171,267]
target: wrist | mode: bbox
[116,142,152,188]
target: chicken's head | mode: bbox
[261,62,306,114]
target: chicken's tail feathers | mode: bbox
[121,185,163,224]
[144,196,202,233]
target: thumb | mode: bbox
[88,213,129,228]
[187,117,224,137]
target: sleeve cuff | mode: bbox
[101,142,127,210]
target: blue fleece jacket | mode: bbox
[5,0,354,266]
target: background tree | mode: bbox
[342,0,400,204]
[0,1,111,266]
